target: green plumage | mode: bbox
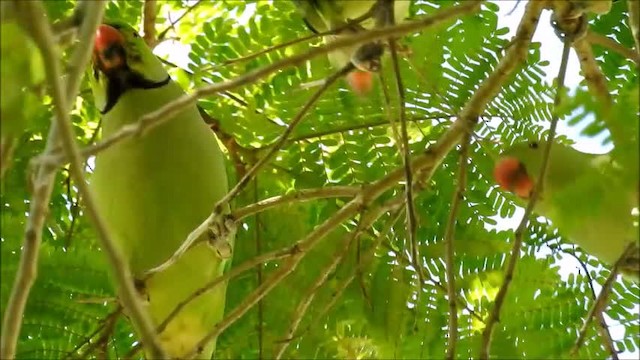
[500,141,638,281]
[88,21,231,358]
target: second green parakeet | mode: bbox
[88,22,232,358]
[494,140,639,281]
[293,0,410,95]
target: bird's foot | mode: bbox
[620,243,640,282]
[133,278,150,303]
[393,43,412,57]
[206,214,236,260]
[351,42,384,72]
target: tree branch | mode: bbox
[570,242,638,356]
[389,34,424,295]
[273,209,366,359]
[156,0,202,42]
[0,2,166,359]
[142,0,157,48]
[278,114,454,148]
[585,30,640,64]
[253,179,265,360]
[627,0,640,57]
[0,2,107,357]
[570,26,624,147]
[289,209,405,342]
[564,250,619,360]
[444,133,471,360]
[232,186,361,221]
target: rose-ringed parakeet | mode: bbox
[293,0,410,95]
[494,140,639,281]
[88,22,232,358]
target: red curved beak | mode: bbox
[494,157,534,199]
[94,24,126,72]
[346,70,374,96]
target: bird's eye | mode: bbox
[529,142,539,149]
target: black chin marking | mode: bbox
[302,18,320,34]
[100,69,170,114]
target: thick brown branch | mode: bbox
[0,2,165,359]
[572,37,624,148]
[142,0,157,48]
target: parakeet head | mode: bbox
[493,141,548,199]
[90,21,169,114]
[494,139,599,201]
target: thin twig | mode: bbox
[63,189,80,249]
[444,133,471,360]
[564,251,619,359]
[253,178,264,360]
[570,242,638,356]
[186,255,308,358]
[627,0,640,56]
[185,135,477,358]
[232,186,360,220]
[188,193,405,359]
[199,0,378,73]
[124,236,300,357]
[389,36,423,294]
[155,248,296,336]
[66,306,122,360]
[585,30,640,64]
[273,208,367,359]
[216,62,346,209]
[572,36,622,147]
[378,70,404,155]
[142,0,157,48]
[480,23,571,360]
[0,2,106,358]
[382,241,485,324]
[1,137,17,180]
[64,306,120,359]
[156,0,201,42]
[199,28,323,73]
[291,208,405,342]
[160,56,285,133]
[45,1,481,169]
